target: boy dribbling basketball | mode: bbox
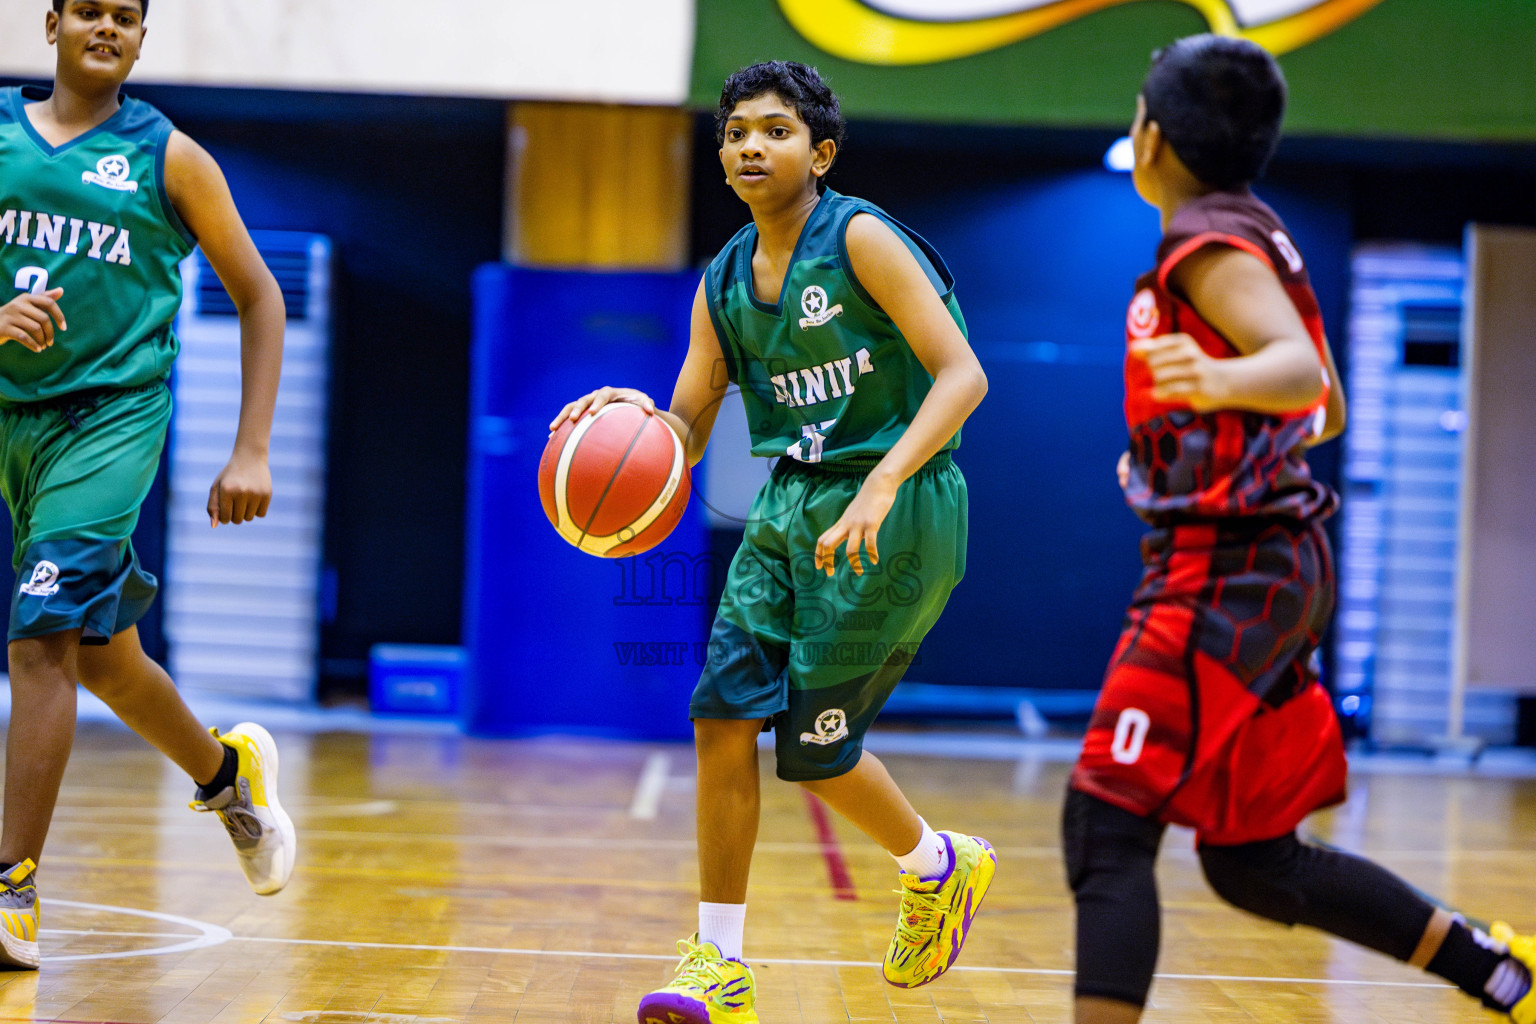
[553,61,994,1024]
[1062,34,1535,1024]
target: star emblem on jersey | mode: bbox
[82,154,139,193]
[800,708,850,746]
[19,561,61,598]
[1127,288,1159,338]
[798,285,844,330]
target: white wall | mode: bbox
[1,0,694,104]
[1454,225,1536,703]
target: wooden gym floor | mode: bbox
[2,712,1533,1023]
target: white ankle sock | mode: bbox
[894,821,950,880]
[699,902,746,961]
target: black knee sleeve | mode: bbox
[1199,834,1435,961]
[1062,787,1166,1008]
[1199,834,1309,926]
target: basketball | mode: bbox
[538,402,692,557]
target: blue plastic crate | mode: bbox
[368,644,465,716]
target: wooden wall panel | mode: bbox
[507,103,692,271]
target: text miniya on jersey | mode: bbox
[770,347,875,409]
[1,208,133,266]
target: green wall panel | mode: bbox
[690,0,1536,140]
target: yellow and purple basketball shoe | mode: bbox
[0,860,39,969]
[883,831,997,988]
[1490,922,1536,1023]
[637,935,757,1024]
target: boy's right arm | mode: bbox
[547,279,729,467]
[0,288,66,352]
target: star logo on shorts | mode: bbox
[19,561,61,597]
[800,707,850,746]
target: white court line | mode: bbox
[47,899,231,962]
[628,752,671,820]
[228,934,1454,989]
[36,911,1455,992]
[47,928,198,938]
[300,800,400,817]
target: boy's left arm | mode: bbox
[165,131,286,527]
[816,213,988,576]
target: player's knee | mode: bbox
[693,717,764,765]
[6,633,76,687]
[1198,834,1305,926]
[1062,787,1163,893]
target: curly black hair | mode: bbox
[715,60,845,158]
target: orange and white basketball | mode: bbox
[538,402,691,557]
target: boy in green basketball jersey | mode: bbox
[0,0,296,968]
[553,61,994,1024]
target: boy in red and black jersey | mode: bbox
[1122,191,1335,525]
[1062,34,1535,1024]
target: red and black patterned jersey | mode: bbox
[1122,189,1336,525]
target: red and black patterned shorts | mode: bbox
[1071,518,1347,846]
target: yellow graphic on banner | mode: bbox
[776,0,1384,65]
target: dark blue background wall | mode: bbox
[123,87,507,695]
[463,267,703,739]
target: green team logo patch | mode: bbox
[82,154,139,193]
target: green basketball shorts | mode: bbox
[691,452,968,781]
[0,382,170,644]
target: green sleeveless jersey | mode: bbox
[0,86,195,405]
[704,189,966,464]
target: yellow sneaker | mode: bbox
[0,860,39,970]
[190,723,296,896]
[1490,922,1535,1024]
[637,935,757,1024]
[883,831,996,988]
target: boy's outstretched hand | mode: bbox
[1131,332,1230,412]
[815,472,897,577]
[0,288,66,352]
[207,450,272,528]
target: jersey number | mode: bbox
[1110,707,1151,765]
[787,419,837,463]
[14,267,48,294]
